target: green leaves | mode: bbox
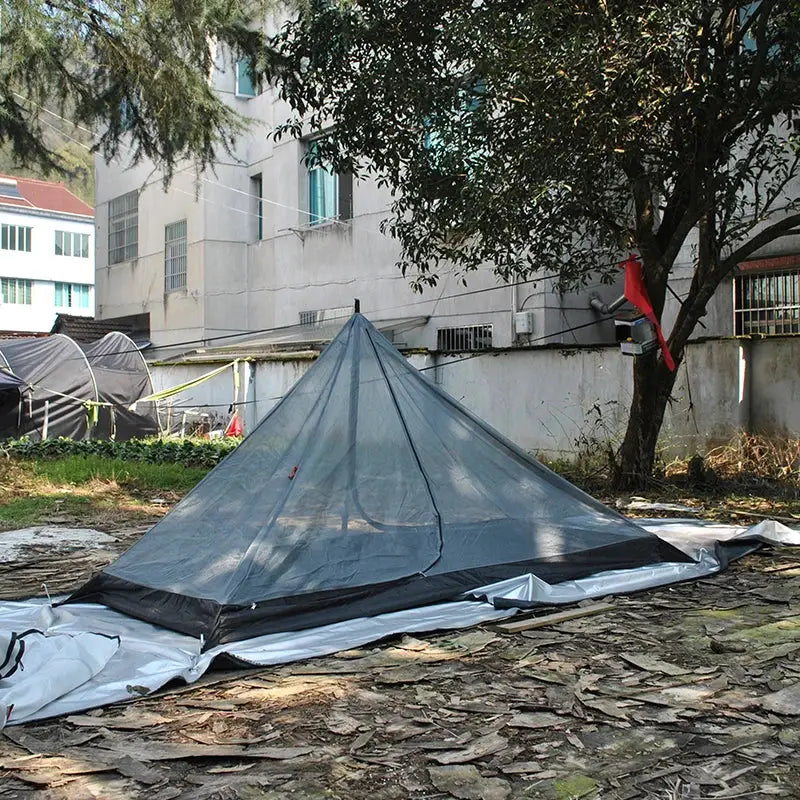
[0,0,279,180]
[1,436,238,468]
[272,0,800,292]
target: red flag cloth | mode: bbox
[621,255,676,371]
[225,410,243,437]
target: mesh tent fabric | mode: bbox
[81,332,159,441]
[0,335,98,440]
[68,314,691,646]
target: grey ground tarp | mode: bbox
[70,314,691,647]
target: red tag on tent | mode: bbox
[621,255,676,371]
[225,411,243,437]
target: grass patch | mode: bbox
[0,494,92,527]
[0,455,210,531]
[30,454,209,494]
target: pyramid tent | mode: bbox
[69,314,690,647]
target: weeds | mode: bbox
[30,455,209,493]
[1,436,238,468]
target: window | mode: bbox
[740,2,760,52]
[55,231,90,258]
[108,191,138,264]
[298,306,351,326]
[164,219,187,292]
[436,324,493,351]
[250,174,263,240]
[235,59,257,98]
[1,278,32,305]
[307,139,353,226]
[734,270,800,335]
[1,224,32,252]
[54,282,91,309]
[299,310,319,326]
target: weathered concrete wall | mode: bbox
[748,337,800,435]
[150,337,800,456]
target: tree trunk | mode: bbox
[612,351,681,490]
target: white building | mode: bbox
[0,175,94,336]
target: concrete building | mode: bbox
[93,47,800,455]
[0,175,94,336]
[94,46,643,354]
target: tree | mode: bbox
[271,0,800,488]
[0,0,275,180]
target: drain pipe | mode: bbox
[589,292,627,315]
[511,279,519,343]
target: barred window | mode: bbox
[734,270,800,336]
[1,225,32,252]
[1,278,32,304]
[299,306,350,326]
[436,324,493,351]
[164,219,187,292]
[108,191,138,264]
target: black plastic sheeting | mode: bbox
[0,370,26,392]
[0,335,97,440]
[69,314,692,647]
[83,332,159,441]
[0,332,158,441]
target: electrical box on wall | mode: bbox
[615,311,658,356]
[514,311,536,335]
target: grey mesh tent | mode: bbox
[70,314,691,647]
[0,333,159,441]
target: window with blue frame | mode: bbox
[307,140,339,225]
[740,2,760,51]
[235,59,257,98]
[54,282,91,309]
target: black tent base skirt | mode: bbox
[66,537,691,650]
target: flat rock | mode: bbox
[428,765,511,800]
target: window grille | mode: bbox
[299,306,351,326]
[55,231,90,258]
[164,219,188,292]
[1,278,32,305]
[436,324,493,351]
[299,310,319,326]
[108,191,138,264]
[734,271,800,336]
[1,225,31,252]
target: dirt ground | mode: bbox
[1,512,800,799]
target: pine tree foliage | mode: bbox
[0,0,276,180]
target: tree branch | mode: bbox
[719,212,800,277]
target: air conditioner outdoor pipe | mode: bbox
[589,292,627,315]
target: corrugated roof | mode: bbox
[0,174,93,218]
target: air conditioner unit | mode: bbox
[514,311,535,335]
